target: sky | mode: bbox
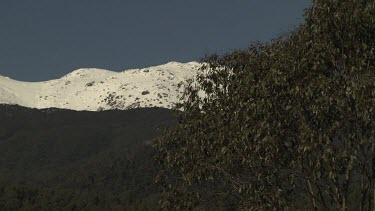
[0,0,312,82]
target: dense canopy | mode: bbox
[154,0,375,210]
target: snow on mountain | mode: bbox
[0,62,202,111]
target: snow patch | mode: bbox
[0,62,202,111]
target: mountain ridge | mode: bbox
[0,61,201,111]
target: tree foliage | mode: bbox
[154,0,375,210]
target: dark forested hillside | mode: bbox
[0,105,176,210]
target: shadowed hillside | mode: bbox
[0,105,176,210]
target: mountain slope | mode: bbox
[0,62,201,111]
[0,104,177,210]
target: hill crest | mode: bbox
[0,62,201,111]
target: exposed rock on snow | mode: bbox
[0,62,202,111]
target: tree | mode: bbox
[154,0,375,210]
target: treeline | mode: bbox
[0,149,160,210]
[0,180,158,211]
[0,105,176,210]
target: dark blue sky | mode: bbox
[0,0,311,81]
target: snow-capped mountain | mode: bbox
[0,62,201,111]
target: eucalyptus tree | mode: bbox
[154,0,375,210]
